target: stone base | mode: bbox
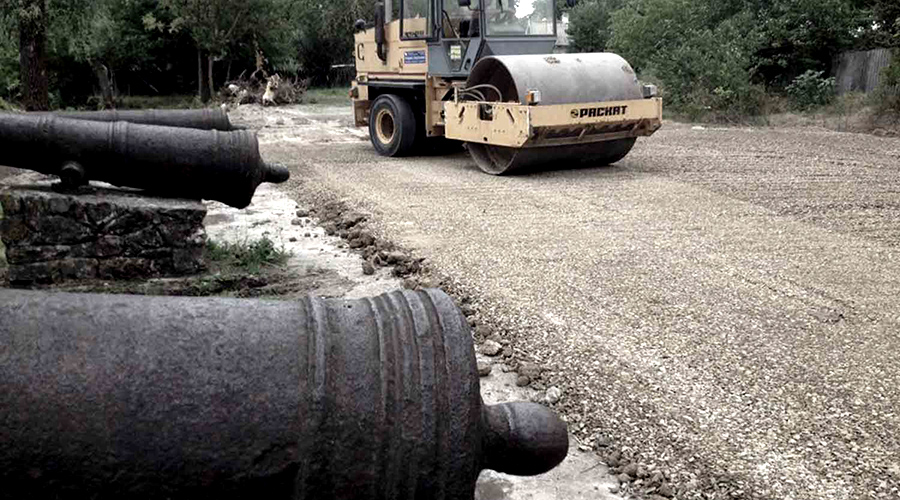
[0,180,206,284]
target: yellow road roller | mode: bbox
[350,0,662,174]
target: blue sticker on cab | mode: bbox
[404,50,426,65]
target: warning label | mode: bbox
[404,50,426,65]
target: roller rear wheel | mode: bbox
[369,94,418,157]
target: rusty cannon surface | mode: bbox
[46,108,237,130]
[0,288,569,500]
[0,113,287,208]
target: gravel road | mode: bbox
[235,105,900,500]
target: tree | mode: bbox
[148,0,263,101]
[567,0,622,52]
[609,0,764,116]
[872,0,900,45]
[294,0,375,85]
[287,0,378,85]
[0,8,20,103]
[14,0,49,110]
[749,0,865,86]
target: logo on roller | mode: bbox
[571,105,629,119]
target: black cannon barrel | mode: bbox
[47,108,237,130]
[0,289,568,500]
[0,113,287,208]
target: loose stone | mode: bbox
[480,340,502,356]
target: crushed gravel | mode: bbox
[233,105,900,500]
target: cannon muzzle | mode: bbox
[0,113,287,208]
[0,288,568,499]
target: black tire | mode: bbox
[368,94,418,157]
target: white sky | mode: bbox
[516,0,535,19]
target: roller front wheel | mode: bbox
[369,94,418,157]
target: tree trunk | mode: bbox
[91,60,116,109]
[18,0,50,111]
[207,55,215,101]
[198,47,210,103]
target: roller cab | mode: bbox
[351,0,662,174]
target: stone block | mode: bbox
[9,258,99,284]
[0,180,207,284]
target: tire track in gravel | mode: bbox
[629,125,900,246]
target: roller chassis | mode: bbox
[442,96,663,148]
[350,0,662,173]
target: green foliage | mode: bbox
[603,0,889,119]
[294,0,375,84]
[568,0,621,52]
[156,0,273,56]
[610,0,765,118]
[0,96,19,111]
[871,0,900,45]
[750,0,864,86]
[785,70,836,110]
[206,236,291,274]
[0,0,894,118]
[0,9,19,102]
[117,94,200,109]
[305,87,354,105]
[880,52,900,88]
[872,51,900,116]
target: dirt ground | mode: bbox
[225,102,900,500]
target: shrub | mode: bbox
[785,70,836,111]
[872,51,900,117]
[610,0,765,120]
[568,0,623,52]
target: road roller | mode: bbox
[350,0,662,174]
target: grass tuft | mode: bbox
[116,94,203,110]
[304,87,350,105]
[206,236,291,274]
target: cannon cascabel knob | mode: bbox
[481,401,569,476]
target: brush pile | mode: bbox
[219,73,310,107]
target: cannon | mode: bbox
[46,108,238,130]
[0,288,569,500]
[0,113,287,208]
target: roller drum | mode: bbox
[465,53,643,174]
[0,289,569,499]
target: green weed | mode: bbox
[304,87,350,105]
[116,95,203,110]
[205,236,291,274]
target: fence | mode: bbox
[834,48,896,95]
